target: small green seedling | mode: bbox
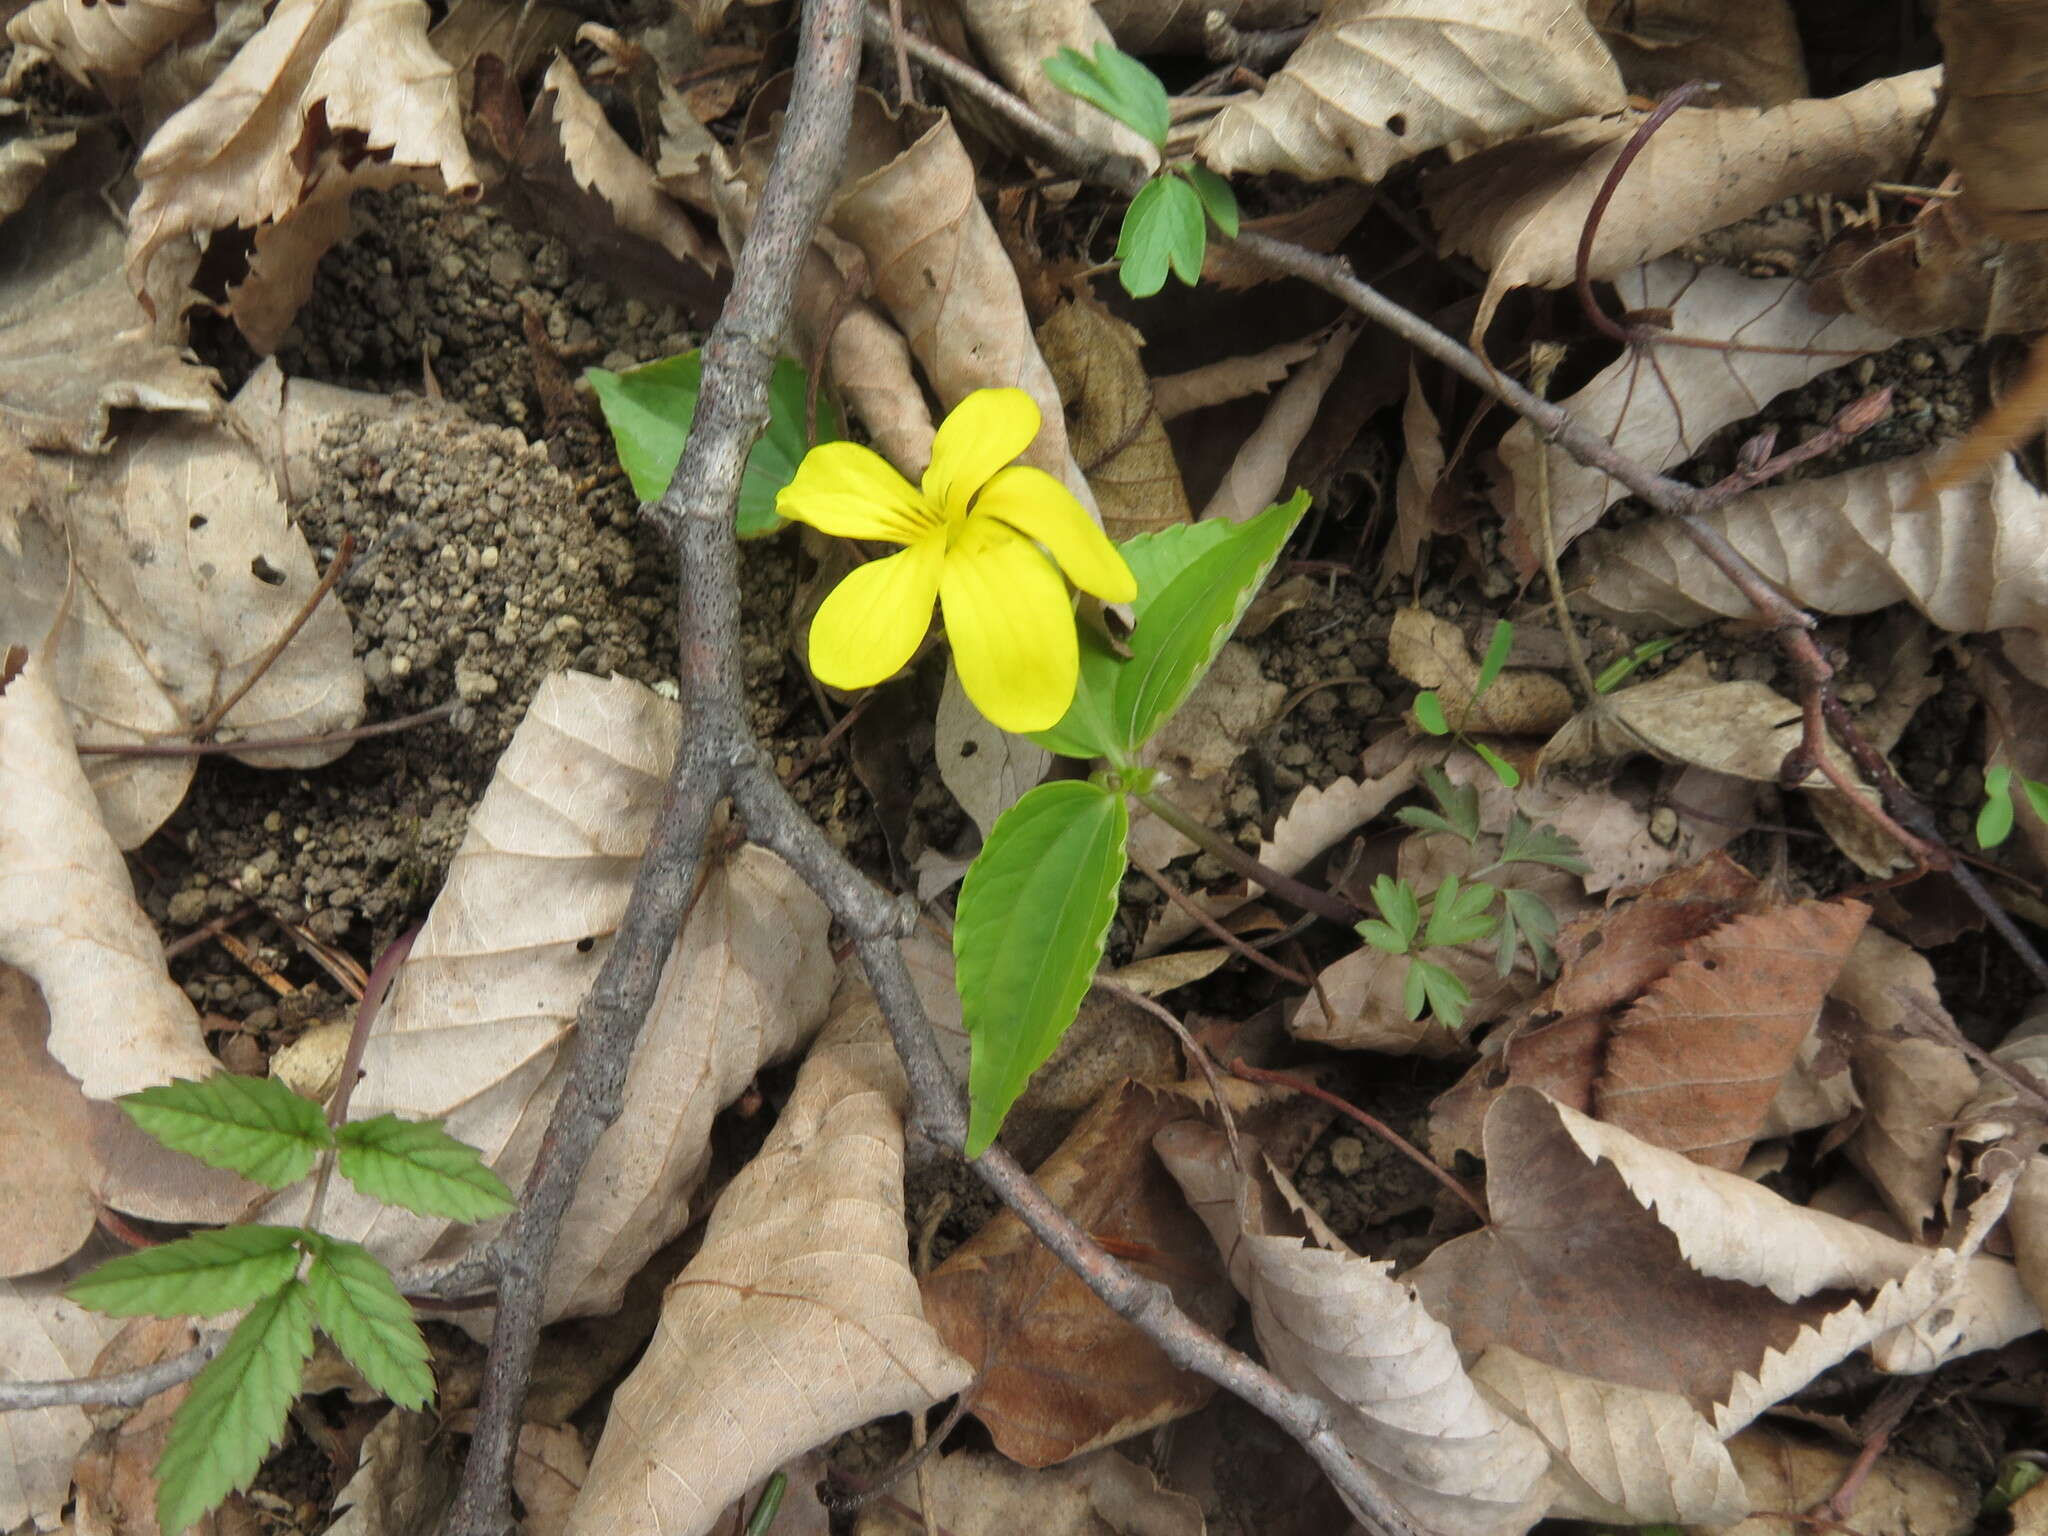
[1414,618,1522,787]
[1043,43,1240,298]
[589,351,838,537]
[1977,763,2048,849]
[66,1074,514,1535]
[1355,766,1589,1028]
[1593,636,1677,694]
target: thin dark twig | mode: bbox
[160,903,260,961]
[823,1392,974,1512]
[75,701,459,757]
[1128,852,1314,987]
[1139,790,1363,928]
[193,534,357,739]
[1575,75,1699,346]
[1097,978,1244,1174]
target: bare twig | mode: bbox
[1128,851,1315,988]
[74,700,459,756]
[0,1332,228,1411]
[191,535,357,740]
[1138,789,1363,928]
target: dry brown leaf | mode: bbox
[1810,195,2048,337]
[949,0,1160,173]
[568,974,971,1536]
[1197,0,1624,185]
[124,0,479,348]
[513,1424,587,1536]
[1039,296,1191,539]
[1429,860,1867,1170]
[0,145,220,452]
[0,964,98,1277]
[0,1251,127,1530]
[1391,361,1447,578]
[1976,648,2048,870]
[259,673,833,1324]
[0,127,77,222]
[1128,641,1284,868]
[857,1448,1205,1536]
[1497,260,1896,569]
[325,1408,456,1536]
[936,659,1051,840]
[1572,448,2048,685]
[1096,0,1313,53]
[1586,0,1806,108]
[1935,0,2048,239]
[1425,68,1939,315]
[1388,607,1576,735]
[1152,333,1323,421]
[1706,1426,1972,1536]
[1157,1121,1552,1536]
[1200,321,1357,522]
[6,0,207,85]
[1475,756,1751,895]
[1,418,365,847]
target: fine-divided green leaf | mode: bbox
[301,1235,433,1410]
[1183,164,1240,237]
[1979,764,2015,849]
[1363,874,1421,951]
[1496,887,1562,978]
[1413,691,1450,735]
[1043,43,1170,149]
[1405,959,1472,1028]
[1499,813,1590,874]
[336,1116,517,1223]
[66,1226,305,1319]
[1394,766,1481,844]
[956,781,1128,1157]
[1424,874,1497,949]
[1117,174,1206,298]
[587,352,838,537]
[120,1076,332,1188]
[1473,619,1514,698]
[156,1280,316,1536]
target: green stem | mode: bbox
[1137,790,1362,928]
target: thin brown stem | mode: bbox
[1575,82,1713,345]
[1138,790,1362,928]
[75,700,459,757]
[1096,978,1244,1173]
[1129,852,1314,988]
[192,534,356,740]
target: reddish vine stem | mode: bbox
[1574,81,1712,345]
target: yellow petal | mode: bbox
[938,517,1078,733]
[807,531,945,689]
[778,442,940,544]
[972,465,1137,603]
[922,388,1040,521]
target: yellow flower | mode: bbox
[776,388,1137,733]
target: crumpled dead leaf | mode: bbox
[1197,0,1624,185]
[1096,0,1313,53]
[0,1250,127,1531]
[1128,641,1284,868]
[513,1423,587,1536]
[124,0,480,349]
[324,1408,456,1536]
[6,0,208,87]
[569,972,971,1536]
[1495,260,1897,570]
[1934,0,2048,240]
[1570,448,2048,687]
[1200,321,1357,522]
[1152,333,1324,421]
[1709,1425,1973,1536]
[1157,1121,1552,1536]
[1039,296,1191,539]
[1390,361,1447,578]
[0,963,97,1277]
[948,0,1160,174]
[857,1448,1205,1536]
[1811,195,2048,337]
[936,659,1051,841]
[1586,0,1807,108]
[1388,608,1575,736]
[1425,68,1939,326]
[260,672,834,1325]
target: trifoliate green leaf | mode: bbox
[1116,174,1207,298]
[1408,959,1471,1028]
[66,1226,305,1319]
[1424,874,1497,949]
[120,1076,332,1188]
[156,1281,315,1536]
[1395,766,1480,844]
[302,1235,433,1410]
[1366,874,1421,950]
[1501,887,1561,976]
[1182,164,1240,237]
[335,1116,516,1222]
[1043,43,1170,149]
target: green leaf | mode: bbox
[1499,813,1590,875]
[1182,164,1240,237]
[1424,874,1498,948]
[1501,887,1561,976]
[1394,766,1480,844]
[1471,739,1521,788]
[1042,43,1170,149]
[587,353,838,538]
[66,1227,305,1320]
[1473,619,1514,698]
[1413,691,1450,735]
[1408,959,1472,1028]
[1355,920,1410,955]
[1032,623,1128,761]
[156,1281,316,1536]
[301,1235,433,1410]
[956,781,1128,1156]
[2022,775,2048,825]
[1979,763,2015,849]
[120,1076,332,1188]
[1365,874,1421,950]
[336,1116,517,1222]
[1594,636,1676,694]
[1117,174,1206,297]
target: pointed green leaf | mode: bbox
[1032,623,1127,761]
[588,352,838,537]
[1118,175,1205,298]
[1401,961,1428,1021]
[1979,764,2016,848]
[119,1076,332,1188]
[1474,619,1514,697]
[1491,903,1521,980]
[1162,174,1208,284]
[1043,43,1169,148]
[66,1226,305,1319]
[957,781,1128,1156]
[2022,775,2048,826]
[1424,875,1497,948]
[156,1281,316,1536]
[1182,164,1240,237]
[1356,920,1409,955]
[301,1235,433,1410]
[336,1116,516,1222]
[1414,691,1450,735]
[1393,805,1462,841]
[1412,766,1480,842]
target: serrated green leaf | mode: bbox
[1413,691,1450,735]
[1182,164,1239,237]
[587,353,837,537]
[1500,813,1591,875]
[301,1235,433,1410]
[156,1281,316,1536]
[1410,959,1471,1028]
[1471,739,1520,788]
[1117,174,1205,297]
[1394,806,1462,841]
[120,1076,332,1188]
[1043,43,1169,148]
[1979,764,2016,849]
[957,782,1128,1156]
[67,1227,304,1320]
[336,1117,516,1222]
[1474,619,1514,697]
[1424,875,1497,948]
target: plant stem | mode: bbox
[1137,789,1362,928]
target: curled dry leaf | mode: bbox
[0,127,78,222]
[1200,321,1357,523]
[0,964,96,1277]
[1197,0,1624,185]
[1425,67,1939,320]
[1585,0,1807,108]
[569,974,971,1536]
[124,0,479,348]
[1811,195,2048,337]
[1934,0,2048,240]
[1,417,365,847]
[1157,1121,1552,1536]
[1096,0,1314,54]
[947,0,1160,174]
[324,1409,456,1536]
[260,672,834,1323]
[1390,361,1447,578]
[1152,332,1324,421]
[6,0,208,86]
[1711,1425,1973,1536]
[1039,296,1191,539]
[512,1424,587,1536]
[1388,607,1575,735]
[0,149,220,452]
[856,1448,1205,1536]
[0,1251,127,1531]
[1496,260,1897,570]
[1571,449,2048,687]
[936,659,1051,840]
